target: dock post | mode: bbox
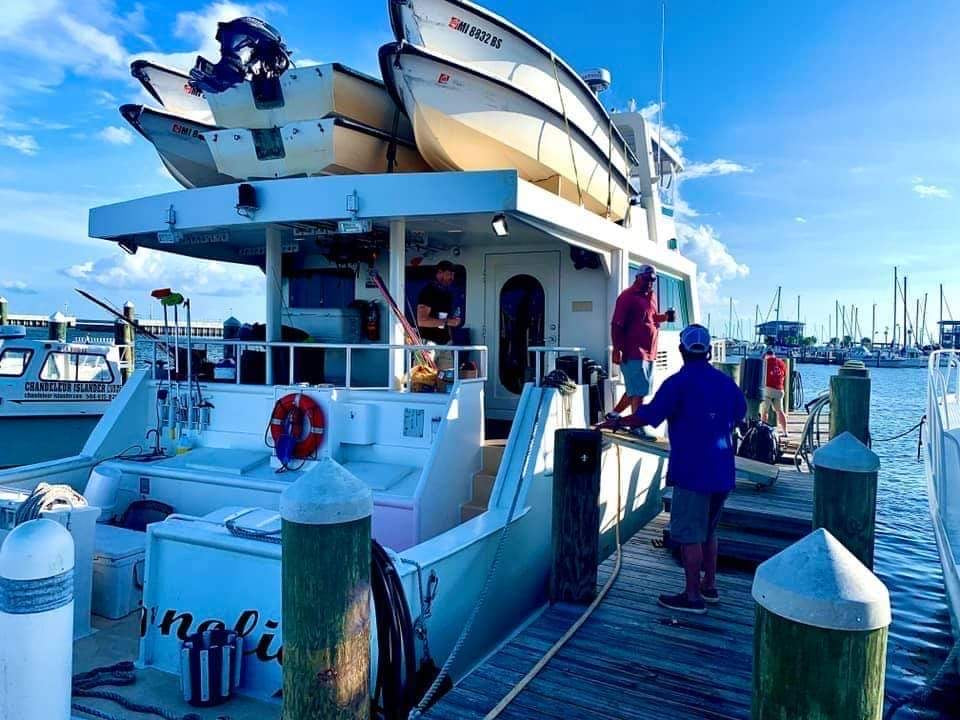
[114,301,136,382]
[813,432,880,568]
[280,458,373,720]
[48,311,67,342]
[752,528,890,720]
[551,429,602,604]
[0,296,7,325]
[713,360,741,386]
[830,361,871,444]
[740,357,764,421]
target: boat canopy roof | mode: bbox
[88,171,694,277]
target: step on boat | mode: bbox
[380,41,632,220]
[389,0,634,205]
[120,104,234,189]
[203,116,429,180]
[130,60,215,124]
[0,323,125,468]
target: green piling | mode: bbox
[713,361,742,386]
[740,357,764,421]
[813,432,880,568]
[752,528,890,720]
[830,361,871,444]
[114,301,136,383]
[48,311,67,342]
[0,296,7,325]
[280,458,373,720]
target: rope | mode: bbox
[225,510,282,544]
[409,387,550,717]
[72,662,199,720]
[14,483,87,526]
[883,639,960,719]
[869,417,925,444]
[483,440,624,719]
[550,54,583,207]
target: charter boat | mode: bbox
[0,323,125,468]
[131,60,215,124]
[203,116,430,180]
[120,104,234,189]
[380,41,633,221]
[924,350,960,669]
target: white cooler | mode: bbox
[92,524,146,619]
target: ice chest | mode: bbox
[92,524,147,619]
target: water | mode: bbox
[798,364,959,718]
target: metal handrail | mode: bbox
[528,346,586,385]
[147,339,488,389]
[927,350,960,509]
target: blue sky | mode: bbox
[1,0,957,342]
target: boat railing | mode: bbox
[529,346,585,385]
[927,350,960,510]
[148,339,488,389]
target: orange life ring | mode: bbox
[269,393,326,460]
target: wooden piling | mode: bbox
[114,301,136,382]
[0,296,7,325]
[740,357,764,421]
[551,429,602,604]
[713,361,741,386]
[752,528,890,720]
[48,311,67,342]
[279,458,373,720]
[830,361,871,444]
[813,432,880,568]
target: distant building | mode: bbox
[939,320,960,349]
[757,320,805,347]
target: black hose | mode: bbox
[372,540,418,719]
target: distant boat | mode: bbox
[120,104,234,189]
[379,41,632,220]
[130,60,214,124]
[203,116,430,180]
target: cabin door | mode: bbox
[484,251,560,417]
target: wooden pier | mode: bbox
[425,411,823,719]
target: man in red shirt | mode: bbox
[762,349,788,435]
[610,265,674,429]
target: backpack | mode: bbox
[737,419,779,465]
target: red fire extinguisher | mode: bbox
[365,300,380,341]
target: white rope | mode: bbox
[482,441,624,719]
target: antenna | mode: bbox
[656,0,665,171]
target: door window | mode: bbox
[0,349,32,376]
[498,274,545,394]
[40,352,114,383]
[628,266,690,331]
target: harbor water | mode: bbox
[799,364,959,718]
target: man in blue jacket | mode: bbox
[629,324,747,613]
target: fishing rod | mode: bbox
[74,288,169,346]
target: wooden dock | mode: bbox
[426,411,822,719]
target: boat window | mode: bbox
[498,274,545,394]
[0,348,32,377]
[39,352,114,383]
[628,266,690,331]
[289,269,356,308]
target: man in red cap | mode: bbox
[609,265,674,433]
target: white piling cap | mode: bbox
[813,431,880,473]
[752,528,890,631]
[0,519,74,581]
[48,311,67,322]
[280,458,372,525]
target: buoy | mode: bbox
[0,518,75,720]
[85,465,125,523]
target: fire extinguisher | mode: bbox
[365,300,380,341]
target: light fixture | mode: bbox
[491,213,509,237]
[236,183,258,218]
[118,240,138,255]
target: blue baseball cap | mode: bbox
[680,324,711,354]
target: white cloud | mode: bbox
[98,126,134,145]
[683,158,753,180]
[62,249,263,298]
[912,178,950,199]
[677,222,749,305]
[0,134,39,156]
[0,280,38,295]
[636,101,687,152]
[672,195,699,218]
[795,216,807,223]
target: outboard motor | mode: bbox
[189,16,292,95]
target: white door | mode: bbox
[484,251,561,416]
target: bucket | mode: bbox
[180,629,243,707]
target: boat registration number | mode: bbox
[448,17,503,49]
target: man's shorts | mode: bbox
[670,487,730,544]
[621,359,654,397]
[763,387,785,413]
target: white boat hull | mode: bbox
[121,105,235,189]
[390,0,632,184]
[380,43,630,220]
[204,63,415,143]
[203,117,430,180]
[130,60,214,125]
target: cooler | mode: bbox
[92,524,147,619]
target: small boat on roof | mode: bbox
[203,116,430,180]
[380,41,632,220]
[120,104,234,189]
[130,60,214,125]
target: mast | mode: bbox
[755,304,760,342]
[775,286,781,325]
[903,274,908,352]
[871,304,876,345]
[940,283,944,346]
[921,292,928,347]
[728,296,733,340]
[835,300,839,344]
[915,298,920,348]
[893,266,898,351]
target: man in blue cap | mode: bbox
[628,323,747,613]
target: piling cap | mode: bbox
[752,528,890,631]
[813,431,880,473]
[49,311,66,322]
[280,458,372,525]
[223,316,241,327]
[0,518,74,581]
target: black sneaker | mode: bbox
[657,592,707,614]
[700,587,719,604]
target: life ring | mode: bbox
[268,392,326,461]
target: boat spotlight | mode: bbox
[236,183,258,218]
[491,213,509,237]
[118,240,138,255]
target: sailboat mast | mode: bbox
[903,275,908,352]
[940,283,944,346]
[922,292,928,347]
[893,266,898,351]
[871,304,876,345]
[728,296,733,340]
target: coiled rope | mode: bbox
[14,483,87,526]
[72,662,199,720]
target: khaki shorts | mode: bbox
[763,388,785,414]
